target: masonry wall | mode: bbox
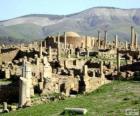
[2,49,19,63]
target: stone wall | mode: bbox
[2,50,19,63]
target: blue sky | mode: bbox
[0,0,140,20]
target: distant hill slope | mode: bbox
[0,7,140,43]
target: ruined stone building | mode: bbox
[0,26,140,112]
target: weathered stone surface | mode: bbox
[64,108,88,115]
[0,26,139,112]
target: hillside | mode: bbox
[1,7,140,43]
[2,81,140,116]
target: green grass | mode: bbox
[0,79,12,83]
[1,81,140,116]
[5,23,44,40]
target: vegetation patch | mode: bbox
[2,81,140,116]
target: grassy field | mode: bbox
[1,81,140,116]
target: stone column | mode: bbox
[93,70,95,78]
[104,31,107,49]
[67,50,71,58]
[34,54,40,65]
[76,51,79,58]
[57,33,60,60]
[43,57,52,79]
[53,36,56,43]
[28,43,32,49]
[0,46,1,54]
[64,60,67,69]
[43,56,48,65]
[39,76,44,91]
[125,41,128,50]
[131,26,135,48]
[81,42,84,48]
[86,50,89,58]
[85,36,88,49]
[129,56,133,64]
[0,46,2,65]
[115,34,118,48]
[44,40,46,48]
[64,32,67,49]
[36,58,40,66]
[19,77,26,107]
[39,41,43,58]
[25,63,32,99]
[98,31,101,49]
[65,87,70,97]
[20,44,23,51]
[19,62,32,107]
[22,59,26,78]
[0,55,1,65]
[83,65,88,76]
[100,60,103,77]
[117,50,120,73]
[48,46,52,61]
[57,32,60,43]
[3,102,9,113]
[5,68,10,79]
[92,38,95,47]
[109,61,113,69]
[134,32,138,49]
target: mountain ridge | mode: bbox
[0,7,140,44]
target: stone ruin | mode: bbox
[0,27,140,112]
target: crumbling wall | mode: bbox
[2,50,19,63]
